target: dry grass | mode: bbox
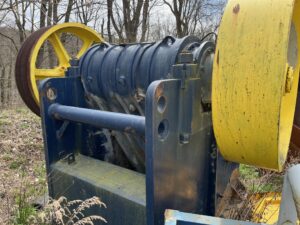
[0,107,46,224]
[0,107,107,225]
[28,196,107,225]
[214,147,300,222]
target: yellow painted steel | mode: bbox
[252,193,299,224]
[30,23,104,104]
[212,0,300,170]
[252,193,281,224]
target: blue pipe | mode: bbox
[48,103,145,135]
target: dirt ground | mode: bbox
[0,107,46,225]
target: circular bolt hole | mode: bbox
[46,88,57,101]
[157,96,167,113]
[158,119,169,140]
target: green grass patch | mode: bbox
[9,160,24,170]
[239,164,283,193]
[239,164,259,180]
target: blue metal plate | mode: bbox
[145,79,216,225]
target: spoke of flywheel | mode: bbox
[77,40,94,58]
[35,68,65,80]
[48,32,70,65]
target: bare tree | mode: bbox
[107,0,157,43]
[64,0,74,22]
[107,0,124,42]
[8,0,31,43]
[40,0,48,28]
[53,0,61,24]
[148,16,176,41]
[163,0,225,37]
[74,0,105,25]
[140,0,149,42]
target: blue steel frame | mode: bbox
[39,75,217,225]
[145,79,216,225]
[38,38,237,225]
[40,71,300,225]
[40,76,147,225]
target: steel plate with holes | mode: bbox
[146,79,215,225]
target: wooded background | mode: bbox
[0,0,225,109]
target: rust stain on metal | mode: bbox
[155,84,164,100]
[233,4,240,14]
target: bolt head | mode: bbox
[179,133,190,144]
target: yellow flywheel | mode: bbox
[15,23,104,115]
[212,0,300,171]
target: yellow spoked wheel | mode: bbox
[15,23,104,116]
[212,0,300,171]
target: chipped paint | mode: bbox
[233,4,240,14]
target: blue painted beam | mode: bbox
[48,103,146,135]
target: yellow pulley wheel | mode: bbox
[15,23,104,115]
[212,0,300,171]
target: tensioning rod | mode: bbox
[48,103,145,135]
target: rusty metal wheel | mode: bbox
[15,27,50,115]
[15,23,103,116]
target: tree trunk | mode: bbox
[47,0,53,26]
[101,18,105,39]
[107,0,124,42]
[53,0,60,24]
[64,0,74,22]
[7,65,12,106]
[40,0,48,28]
[47,0,55,68]
[106,0,113,42]
[37,0,48,67]
[140,0,149,42]
[0,67,5,106]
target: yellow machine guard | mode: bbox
[212,0,300,171]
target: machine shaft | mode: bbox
[48,103,146,135]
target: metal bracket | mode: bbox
[172,52,198,89]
